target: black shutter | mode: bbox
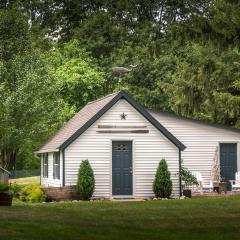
[46,153,48,178]
[57,152,60,179]
[53,153,55,179]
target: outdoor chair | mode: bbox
[231,172,240,191]
[191,171,203,192]
[191,171,213,192]
[202,180,213,192]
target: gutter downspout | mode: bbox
[62,149,65,186]
[179,149,182,197]
[40,153,42,185]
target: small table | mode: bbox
[213,182,228,194]
[213,182,219,193]
[219,182,227,193]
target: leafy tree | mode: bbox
[1,0,240,172]
[0,7,65,170]
[179,0,240,49]
[167,43,240,127]
[51,40,105,109]
[153,159,172,198]
[77,160,95,200]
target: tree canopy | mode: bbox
[0,0,239,170]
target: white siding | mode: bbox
[152,113,240,185]
[65,99,180,198]
[41,152,62,187]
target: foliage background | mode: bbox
[0,0,239,170]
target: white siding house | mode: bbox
[41,152,62,187]
[64,100,180,197]
[150,111,240,186]
[37,91,240,198]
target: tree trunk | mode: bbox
[0,149,17,170]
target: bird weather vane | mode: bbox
[112,65,137,90]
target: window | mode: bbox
[53,152,60,179]
[114,144,129,151]
[43,153,48,178]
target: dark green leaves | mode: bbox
[77,160,95,200]
[153,159,172,198]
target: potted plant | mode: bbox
[180,167,198,198]
[0,183,13,206]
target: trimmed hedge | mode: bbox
[153,159,172,198]
[77,160,95,200]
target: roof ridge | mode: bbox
[87,91,120,105]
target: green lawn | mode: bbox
[9,176,40,185]
[1,196,240,240]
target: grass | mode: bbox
[1,196,240,240]
[9,176,40,185]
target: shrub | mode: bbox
[77,160,95,200]
[9,183,22,197]
[153,159,172,198]
[19,184,46,203]
[180,167,199,189]
[0,183,10,193]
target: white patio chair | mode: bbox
[231,172,240,191]
[202,180,213,192]
[191,171,203,192]
[191,171,214,192]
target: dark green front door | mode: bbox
[112,141,133,195]
[220,143,237,189]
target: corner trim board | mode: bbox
[179,149,182,197]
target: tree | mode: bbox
[167,43,240,128]
[1,0,240,172]
[77,160,95,200]
[178,0,240,49]
[0,6,65,170]
[153,159,172,198]
[51,40,105,109]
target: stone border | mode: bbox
[42,186,81,201]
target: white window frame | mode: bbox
[43,153,48,178]
[53,152,60,179]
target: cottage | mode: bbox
[0,167,10,184]
[36,91,240,198]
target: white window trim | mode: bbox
[53,152,60,180]
[43,153,48,178]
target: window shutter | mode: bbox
[53,153,55,179]
[42,154,44,177]
[46,153,48,178]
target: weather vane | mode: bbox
[112,65,137,90]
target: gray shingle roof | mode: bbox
[36,91,186,153]
[36,90,239,154]
[149,110,240,134]
[36,92,119,153]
